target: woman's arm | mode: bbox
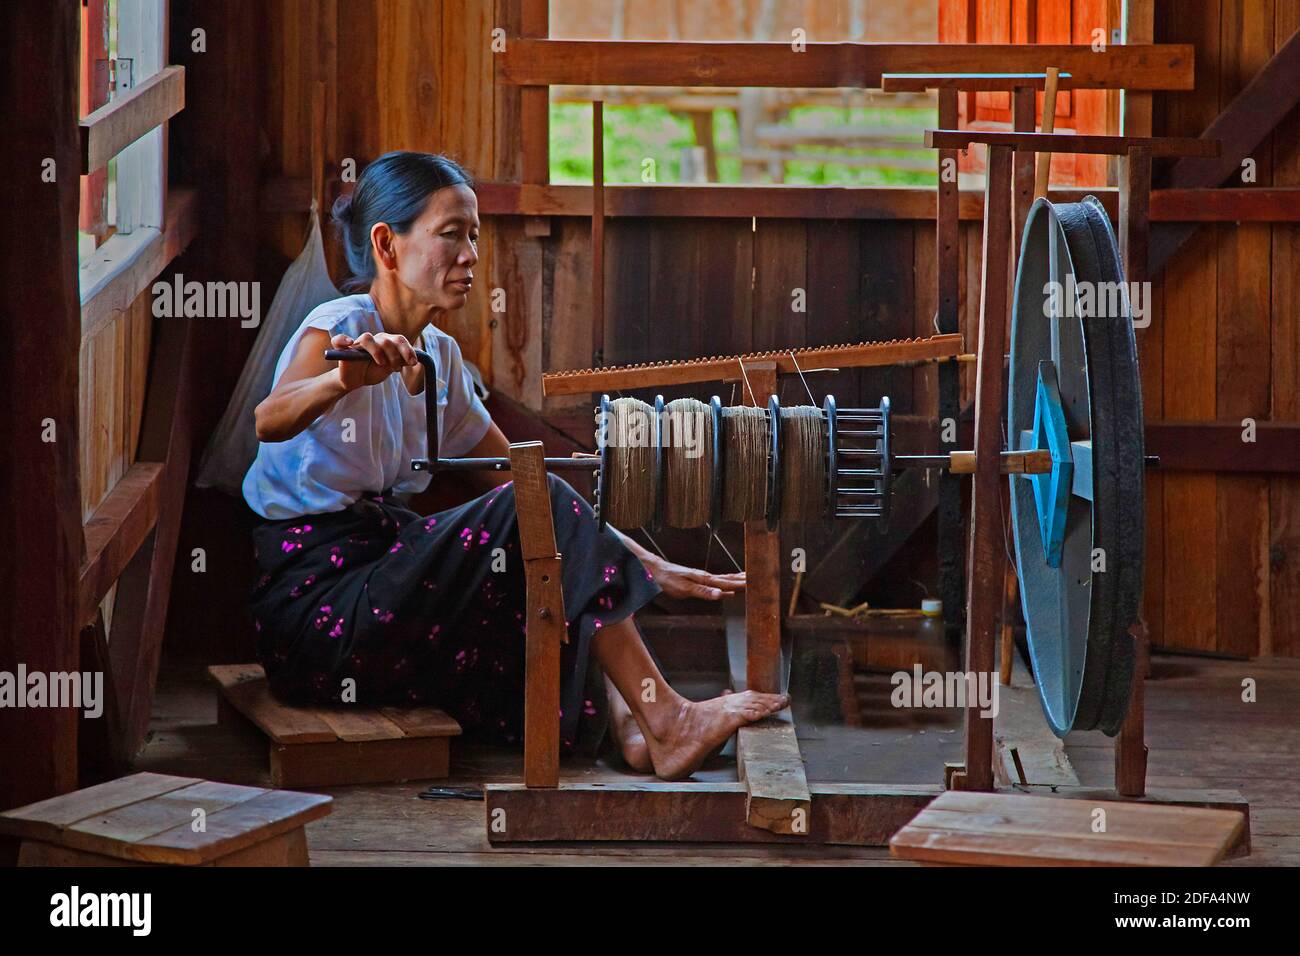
[254,328,418,442]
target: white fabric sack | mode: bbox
[195,205,342,496]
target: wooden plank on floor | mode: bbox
[725,608,810,834]
[891,790,1244,866]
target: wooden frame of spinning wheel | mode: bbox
[484,59,1251,848]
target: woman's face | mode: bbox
[380,184,480,310]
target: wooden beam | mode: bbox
[1145,421,1300,473]
[925,129,1220,158]
[80,64,184,173]
[108,317,194,755]
[1150,27,1300,272]
[77,463,164,627]
[80,187,198,341]
[882,72,1081,92]
[497,40,1194,90]
[1,0,84,814]
[959,144,1014,793]
[542,334,965,396]
[484,781,939,844]
[741,363,781,695]
[725,612,811,835]
[1151,187,1300,222]
[247,180,1286,225]
[508,442,566,789]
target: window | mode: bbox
[78,0,167,301]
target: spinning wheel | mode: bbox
[1008,196,1145,736]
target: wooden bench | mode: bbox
[0,772,331,866]
[890,790,1246,866]
[209,664,462,788]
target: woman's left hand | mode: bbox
[640,554,746,601]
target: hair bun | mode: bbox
[331,190,355,225]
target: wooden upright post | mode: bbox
[1,0,84,819]
[509,442,567,789]
[935,88,965,641]
[742,362,781,693]
[959,145,1015,793]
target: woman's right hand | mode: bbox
[331,331,419,392]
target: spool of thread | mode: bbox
[722,405,768,523]
[662,398,712,528]
[603,397,655,528]
[779,405,826,522]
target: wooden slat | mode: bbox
[1145,421,1300,472]
[207,664,338,744]
[312,708,407,743]
[0,772,198,839]
[485,782,939,845]
[543,334,964,396]
[67,780,265,847]
[473,181,1300,224]
[890,791,1244,867]
[109,315,193,755]
[497,40,1194,90]
[268,737,451,789]
[81,187,199,341]
[925,129,1219,157]
[77,462,162,626]
[128,788,331,865]
[377,707,463,738]
[80,64,184,173]
[882,72,1082,92]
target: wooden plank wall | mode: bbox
[258,0,496,382]
[1141,1,1300,658]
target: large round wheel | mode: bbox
[1008,196,1145,737]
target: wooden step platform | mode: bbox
[0,772,331,866]
[889,790,1246,866]
[208,664,462,788]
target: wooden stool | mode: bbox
[890,790,1245,866]
[0,772,331,866]
[209,664,462,787]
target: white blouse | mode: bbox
[243,294,493,519]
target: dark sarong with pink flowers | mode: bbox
[249,475,659,752]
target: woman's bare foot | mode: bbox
[604,675,652,772]
[641,691,790,781]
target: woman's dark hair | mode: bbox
[331,151,473,292]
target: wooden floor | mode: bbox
[135,653,1300,865]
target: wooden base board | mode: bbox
[483,781,1251,853]
[484,782,939,845]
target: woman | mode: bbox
[244,151,788,781]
